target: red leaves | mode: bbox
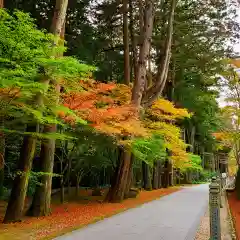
[228,192,240,239]
[62,80,146,137]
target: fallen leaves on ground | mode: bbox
[0,187,180,240]
[227,191,240,239]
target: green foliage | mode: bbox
[0,9,93,140]
[131,135,167,166]
[199,170,217,182]
[186,154,203,171]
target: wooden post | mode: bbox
[209,177,221,240]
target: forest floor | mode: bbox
[0,187,180,240]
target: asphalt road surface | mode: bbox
[55,184,209,240]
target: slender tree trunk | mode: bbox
[0,0,3,8]
[75,174,81,197]
[168,160,173,186]
[28,0,68,217]
[30,125,57,216]
[0,119,5,197]
[129,0,137,81]
[3,125,37,223]
[152,161,158,189]
[60,177,64,203]
[107,0,154,202]
[67,158,72,196]
[142,0,177,107]
[158,161,162,188]
[190,125,195,153]
[106,149,131,202]
[131,0,154,107]
[0,0,4,200]
[142,161,152,190]
[60,160,65,203]
[123,0,130,85]
[124,155,134,198]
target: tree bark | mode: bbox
[129,0,137,81]
[28,125,57,217]
[106,149,131,202]
[0,0,3,8]
[28,0,68,217]
[0,0,4,200]
[152,161,158,189]
[0,119,5,197]
[131,0,154,107]
[190,125,195,153]
[75,175,81,197]
[142,0,176,107]
[124,155,134,197]
[60,176,65,203]
[158,161,162,188]
[106,0,154,202]
[123,0,130,85]
[3,125,37,223]
[50,0,68,37]
[67,158,72,196]
[142,161,152,190]
[163,160,169,188]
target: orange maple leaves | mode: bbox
[62,80,147,137]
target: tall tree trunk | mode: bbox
[28,88,60,217]
[0,119,5,198]
[131,0,154,107]
[163,160,169,188]
[106,0,154,203]
[28,0,68,217]
[142,161,152,190]
[158,161,162,188]
[67,158,72,197]
[129,0,137,81]
[190,125,195,153]
[3,125,37,223]
[0,0,4,200]
[142,0,176,107]
[60,176,65,203]
[0,0,3,8]
[124,155,134,197]
[75,174,82,197]
[123,0,130,85]
[106,149,131,202]
[152,161,158,189]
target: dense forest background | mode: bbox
[0,0,239,224]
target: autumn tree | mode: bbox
[2,7,92,222]
[27,0,70,217]
[0,0,4,199]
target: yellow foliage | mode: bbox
[147,121,189,168]
[230,58,240,68]
[144,98,191,169]
[149,98,191,121]
[228,150,238,176]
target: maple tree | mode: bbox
[62,80,147,138]
[144,98,191,169]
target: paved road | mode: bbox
[55,184,209,240]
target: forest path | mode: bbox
[54,184,208,240]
